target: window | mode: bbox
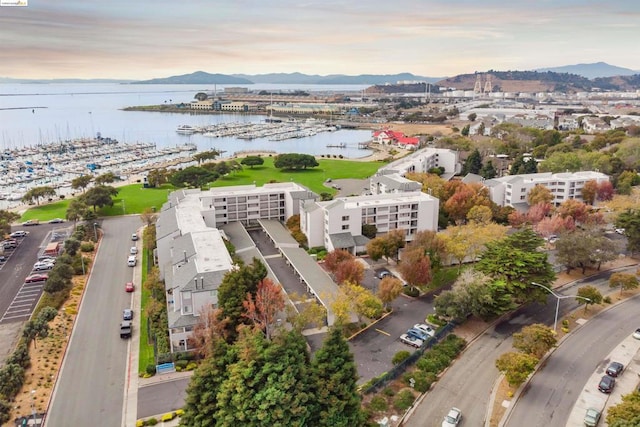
[342,224,349,230]
[342,215,349,221]
[183,291,192,299]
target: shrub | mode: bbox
[71,256,91,275]
[603,296,612,304]
[393,389,415,411]
[145,418,158,426]
[160,412,176,422]
[412,370,437,393]
[392,350,411,365]
[145,364,157,375]
[369,395,388,412]
[175,359,189,370]
[382,387,395,396]
[186,362,198,371]
[403,287,420,297]
[80,242,95,252]
[6,343,31,369]
[175,409,184,416]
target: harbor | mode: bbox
[0,136,197,208]
[176,118,339,141]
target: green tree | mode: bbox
[193,149,221,164]
[64,238,81,256]
[240,156,265,168]
[361,223,377,239]
[467,113,477,121]
[480,160,497,179]
[310,327,364,427]
[462,149,482,175]
[22,185,57,205]
[147,168,169,188]
[71,174,92,193]
[461,124,470,136]
[94,172,116,185]
[66,199,89,225]
[616,209,640,255]
[556,228,619,274]
[0,363,24,399]
[576,285,602,312]
[609,272,639,296]
[0,210,20,236]
[81,185,118,212]
[606,391,640,427]
[274,153,319,170]
[512,323,557,359]
[169,166,217,188]
[495,351,539,387]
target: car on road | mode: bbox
[48,218,65,224]
[442,407,462,427]
[399,333,423,348]
[376,269,392,279]
[9,231,27,238]
[33,262,54,271]
[130,246,138,255]
[407,327,429,341]
[0,255,6,263]
[127,255,136,267]
[633,328,640,340]
[606,361,624,377]
[598,375,615,393]
[123,309,133,321]
[120,321,132,339]
[131,233,138,241]
[2,241,17,250]
[584,407,601,426]
[22,219,39,226]
[615,228,625,235]
[125,282,135,292]
[413,323,436,338]
[25,273,48,283]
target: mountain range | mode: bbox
[0,63,637,85]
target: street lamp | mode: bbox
[531,282,591,332]
[93,222,98,241]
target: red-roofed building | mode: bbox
[372,129,419,149]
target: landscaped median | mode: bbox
[136,409,184,426]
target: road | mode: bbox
[403,266,637,427]
[45,216,140,427]
[137,378,190,419]
[505,296,640,427]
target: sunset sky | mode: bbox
[1,0,639,80]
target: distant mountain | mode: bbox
[0,77,133,83]
[534,62,638,79]
[136,71,252,85]
[232,72,443,85]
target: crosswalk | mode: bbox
[0,280,45,323]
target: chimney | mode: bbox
[183,250,187,263]
[194,278,198,289]
[200,276,204,289]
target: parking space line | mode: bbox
[376,329,391,336]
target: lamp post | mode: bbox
[531,282,591,332]
[93,222,98,241]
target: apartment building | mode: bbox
[484,171,610,209]
[302,191,439,253]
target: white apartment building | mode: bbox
[484,171,610,209]
[302,192,439,253]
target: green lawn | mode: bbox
[139,248,155,373]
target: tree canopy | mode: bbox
[274,153,319,170]
[240,156,265,168]
[80,185,118,212]
[22,186,56,205]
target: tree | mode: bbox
[242,278,285,340]
[597,180,614,201]
[22,185,57,205]
[404,230,447,270]
[616,209,640,255]
[66,199,89,225]
[556,228,619,274]
[310,327,364,427]
[606,391,640,426]
[556,199,590,224]
[405,172,447,200]
[324,249,355,273]
[467,113,477,121]
[398,247,431,288]
[81,185,118,212]
[609,272,639,295]
[361,223,377,239]
[140,207,158,226]
[527,184,553,206]
[194,92,208,101]
[192,149,221,164]
[480,160,497,179]
[576,285,602,312]
[0,363,24,399]
[169,166,217,188]
[377,277,403,308]
[495,351,539,387]
[287,292,327,332]
[581,180,598,205]
[460,124,470,136]
[441,222,507,267]
[462,149,482,175]
[444,183,492,224]
[512,324,557,359]
[240,156,265,168]
[147,168,169,188]
[467,205,493,225]
[71,175,92,193]
[64,238,81,256]
[0,210,20,236]
[365,237,386,262]
[334,259,364,285]
[365,229,405,263]
[94,172,116,185]
[274,153,319,170]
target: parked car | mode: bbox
[584,407,601,427]
[2,241,17,250]
[130,246,138,255]
[442,407,462,427]
[33,262,54,271]
[125,282,135,292]
[131,233,138,241]
[413,323,436,338]
[22,219,39,226]
[606,361,624,377]
[399,333,424,348]
[9,231,27,238]
[376,269,392,279]
[598,375,615,393]
[37,256,56,263]
[615,228,625,235]
[120,321,132,339]
[127,255,136,267]
[407,327,429,341]
[633,328,640,340]
[0,255,6,263]
[25,273,48,283]
[48,218,65,224]
[123,309,133,321]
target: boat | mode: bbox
[176,125,196,135]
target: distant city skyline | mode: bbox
[1,0,639,80]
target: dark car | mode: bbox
[606,361,624,377]
[120,321,132,339]
[407,327,429,341]
[598,375,615,393]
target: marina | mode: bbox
[177,119,339,141]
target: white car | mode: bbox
[615,228,625,235]
[633,328,640,340]
[442,407,462,427]
[10,231,27,238]
[399,333,424,348]
[33,261,55,271]
[413,323,436,337]
[130,246,138,255]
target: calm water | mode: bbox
[0,83,374,159]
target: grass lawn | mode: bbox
[210,157,382,194]
[139,248,155,373]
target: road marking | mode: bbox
[376,328,391,336]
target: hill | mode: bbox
[534,62,638,79]
[136,71,252,84]
[232,72,442,85]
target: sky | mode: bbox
[1,0,639,80]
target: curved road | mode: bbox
[403,266,637,427]
[45,216,140,427]
[505,295,640,427]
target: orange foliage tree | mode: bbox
[242,278,285,340]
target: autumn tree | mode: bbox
[526,202,552,225]
[191,306,227,357]
[609,272,639,296]
[512,324,557,359]
[365,229,405,263]
[287,292,327,331]
[535,214,575,238]
[405,172,446,200]
[597,180,614,201]
[335,259,364,285]
[467,205,493,225]
[443,182,492,224]
[581,180,598,205]
[404,230,447,269]
[441,222,507,267]
[495,351,539,387]
[324,249,355,274]
[556,199,590,224]
[576,285,602,312]
[377,277,403,308]
[527,184,553,206]
[398,247,432,288]
[606,391,640,426]
[337,282,384,322]
[242,278,285,340]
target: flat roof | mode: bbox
[258,219,299,247]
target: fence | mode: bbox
[361,322,457,395]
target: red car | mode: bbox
[125,282,135,292]
[25,273,48,283]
